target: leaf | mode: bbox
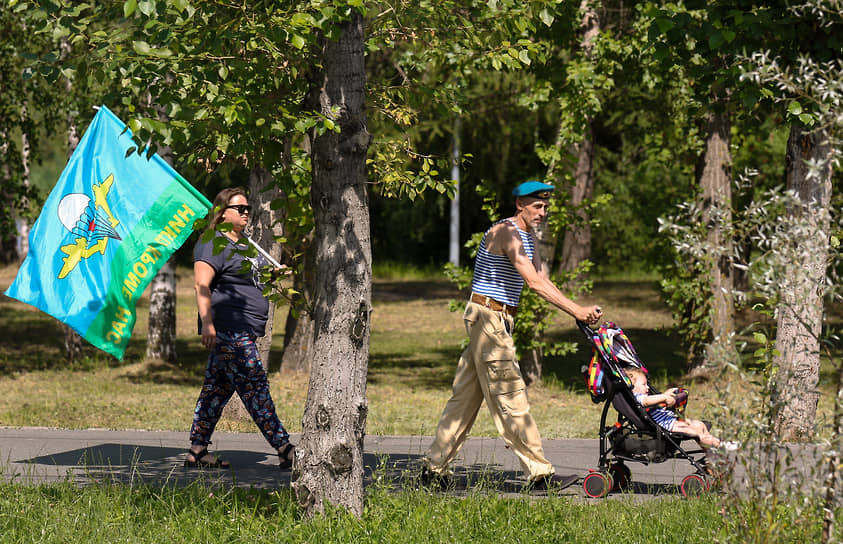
[654,17,673,33]
[787,101,802,116]
[133,40,151,55]
[291,34,305,49]
[753,332,767,344]
[518,49,530,65]
[124,0,137,17]
[539,8,554,27]
[138,0,155,16]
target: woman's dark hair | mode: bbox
[206,187,247,233]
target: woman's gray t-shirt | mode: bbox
[194,234,270,337]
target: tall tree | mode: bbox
[293,9,370,516]
[695,107,734,378]
[774,123,833,439]
[556,0,600,277]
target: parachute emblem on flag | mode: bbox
[57,173,122,279]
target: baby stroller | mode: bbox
[577,321,711,498]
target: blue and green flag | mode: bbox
[5,105,211,359]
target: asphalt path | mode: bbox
[0,427,761,501]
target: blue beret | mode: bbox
[512,181,555,199]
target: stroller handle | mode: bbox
[576,320,596,339]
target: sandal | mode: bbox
[278,443,296,471]
[184,448,230,469]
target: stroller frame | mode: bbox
[578,321,711,498]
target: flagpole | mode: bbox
[245,235,283,269]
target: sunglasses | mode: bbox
[225,204,252,215]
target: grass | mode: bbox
[0,477,727,544]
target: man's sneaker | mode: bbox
[529,473,579,492]
[419,467,453,490]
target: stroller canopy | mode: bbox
[582,322,648,401]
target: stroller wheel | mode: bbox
[608,462,631,492]
[680,473,709,497]
[583,471,613,498]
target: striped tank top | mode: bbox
[470,218,534,307]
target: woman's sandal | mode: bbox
[278,443,296,471]
[184,448,230,469]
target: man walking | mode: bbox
[423,181,602,491]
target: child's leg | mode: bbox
[672,419,720,447]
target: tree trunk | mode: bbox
[448,118,461,266]
[146,118,178,364]
[281,232,315,374]
[146,256,177,362]
[774,124,832,441]
[0,128,20,265]
[690,109,735,378]
[524,0,599,383]
[248,166,286,370]
[293,9,371,518]
[557,124,595,277]
[557,0,599,279]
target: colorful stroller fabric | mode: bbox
[582,322,648,401]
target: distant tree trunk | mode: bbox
[281,233,315,374]
[557,0,599,279]
[293,9,371,518]
[0,129,20,265]
[146,111,178,363]
[63,97,83,362]
[774,123,832,441]
[690,109,735,378]
[449,118,461,266]
[522,0,599,384]
[248,165,285,370]
[557,122,595,277]
[146,256,177,362]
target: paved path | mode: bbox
[0,427,739,500]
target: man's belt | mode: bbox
[470,292,518,317]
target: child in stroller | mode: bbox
[626,367,720,448]
[579,321,716,498]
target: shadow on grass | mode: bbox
[368,346,462,390]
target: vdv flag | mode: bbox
[5,105,211,359]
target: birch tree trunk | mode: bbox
[690,109,735,378]
[774,124,833,440]
[293,9,372,517]
[146,121,178,363]
[146,256,177,362]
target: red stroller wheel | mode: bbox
[583,471,613,498]
[608,462,632,492]
[680,473,708,497]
